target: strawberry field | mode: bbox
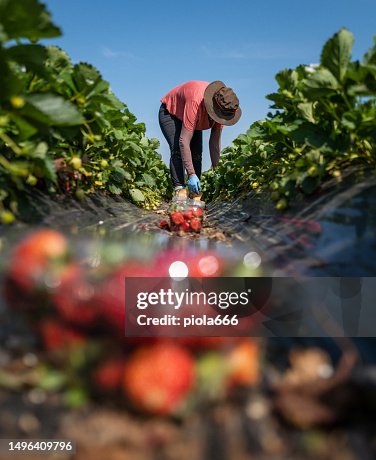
[1,1,376,460]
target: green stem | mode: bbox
[342,91,353,111]
[321,100,341,123]
[0,131,22,155]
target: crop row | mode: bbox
[202,29,376,210]
[0,0,172,223]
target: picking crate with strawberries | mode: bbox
[162,190,205,234]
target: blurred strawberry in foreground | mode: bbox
[52,264,100,328]
[123,342,196,415]
[39,318,86,351]
[97,261,156,334]
[176,337,238,350]
[7,229,68,293]
[226,339,261,387]
[93,358,126,392]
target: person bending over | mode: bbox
[159,80,242,196]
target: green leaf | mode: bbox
[110,167,127,184]
[0,49,23,100]
[9,114,38,140]
[141,173,156,187]
[363,36,376,65]
[34,156,56,182]
[37,367,66,391]
[0,0,61,42]
[266,92,293,110]
[46,46,72,73]
[275,69,299,91]
[149,137,160,149]
[64,387,88,408]
[6,44,48,77]
[23,93,85,126]
[127,141,143,154]
[31,142,48,158]
[73,63,104,95]
[129,188,145,203]
[297,102,316,123]
[108,184,123,194]
[128,156,141,167]
[90,94,124,111]
[303,68,339,98]
[321,28,354,82]
[291,123,328,148]
[300,175,320,195]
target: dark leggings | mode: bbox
[158,103,202,189]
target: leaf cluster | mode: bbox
[202,29,376,208]
[0,0,172,222]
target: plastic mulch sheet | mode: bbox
[207,168,376,276]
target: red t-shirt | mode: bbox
[161,80,223,131]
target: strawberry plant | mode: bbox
[0,0,171,222]
[202,29,376,209]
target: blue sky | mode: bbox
[43,0,376,170]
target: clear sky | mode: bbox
[43,0,376,171]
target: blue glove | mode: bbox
[187,175,200,195]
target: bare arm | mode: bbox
[179,126,196,176]
[209,125,222,168]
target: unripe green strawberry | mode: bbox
[0,115,9,127]
[70,157,82,170]
[307,165,319,177]
[75,188,85,201]
[275,198,288,211]
[270,191,279,201]
[10,96,25,109]
[1,210,15,224]
[77,96,86,106]
[26,175,38,186]
[100,159,108,168]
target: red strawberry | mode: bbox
[123,342,195,415]
[192,208,203,218]
[159,219,170,230]
[52,264,99,328]
[170,212,184,225]
[181,221,191,232]
[190,218,202,232]
[97,262,155,334]
[7,229,68,293]
[39,318,85,351]
[93,358,126,391]
[176,337,239,350]
[183,210,193,220]
[226,339,260,387]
